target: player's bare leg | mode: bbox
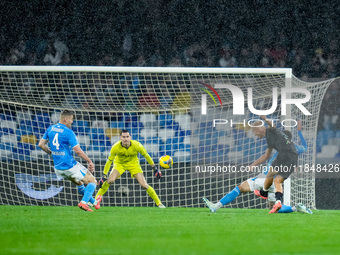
[95,169,120,199]
[67,172,97,212]
[238,180,251,192]
[134,172,149,189]
[134,173,164,208]
[78,172,102,210]
[273,175,284,193]
[107,169,121,184]
[264,166,276,190]
[68,176,82,185]
[269,175,284,214]
[255,166,275,199]
[203,180,249,212]
[67,170,96,186]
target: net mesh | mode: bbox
[0,66,334,208]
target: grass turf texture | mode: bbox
[1,206,339,255]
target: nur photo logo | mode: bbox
[201,83,311,116]
[200,82,312,128]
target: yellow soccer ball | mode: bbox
[159,155,173,169]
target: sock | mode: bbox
[275,192,283,203]
[146,185,161,206]
[88,199,97,207]
[89,197,96,205]
[96,181,111,198]
[278,204,294,213]
[81,182,96,204]
[77,184,96,204]
[77,184,85,194]
[214,201,223,210]
[219,186,241,206]
[260,189,268,197]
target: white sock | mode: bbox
[263,187,269,192]
[291,206,296,212]
[214,202,223,210]
[87,200,97,207]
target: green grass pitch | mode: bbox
[1,206,339,255]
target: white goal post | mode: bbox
[0,66,334,209]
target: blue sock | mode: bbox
[278,204,294,213]
[77,184,86,195]
[81,183,96,203]
[220,186,241,206]
[77,184,96,204]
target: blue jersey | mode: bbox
[263,131,307,175]
[42,123,79,170]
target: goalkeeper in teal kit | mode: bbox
[38,109,99,212]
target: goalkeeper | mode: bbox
[95,130,165,209]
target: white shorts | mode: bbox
[54,162,88,182]
[247,174,276,202]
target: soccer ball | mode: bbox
[159,155,173,169]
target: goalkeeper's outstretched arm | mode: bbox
[98,147,117,188]
[97,158,113,188]
[103,158,113,176]
[137,142,162,178]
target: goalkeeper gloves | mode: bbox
[153,165,162,179]
[98,174,107,188]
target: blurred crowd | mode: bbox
[0,0,339,129]
[1,1,339,76]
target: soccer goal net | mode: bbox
[0,66,334,209]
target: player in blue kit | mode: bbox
[203,120,312,214]
[38,109,98,212]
